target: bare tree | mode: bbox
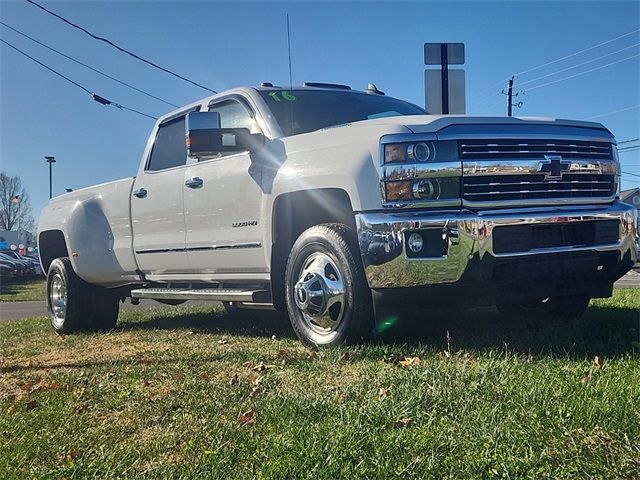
[0,172,35,235]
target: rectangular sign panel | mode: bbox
[425,69,466,114]
[424,43,465,65]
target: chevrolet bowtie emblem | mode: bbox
[537,155,571,180]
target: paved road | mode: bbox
[1,271,638,323]
[0,299,213,323]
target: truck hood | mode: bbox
[343,114,612,135]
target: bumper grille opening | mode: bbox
[492,220,620,254]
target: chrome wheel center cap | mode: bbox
[293,252,346,332]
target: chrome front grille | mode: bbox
[463,174,616,202]
[459,139,613,160]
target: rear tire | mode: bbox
[285,223,373,348]
[46,257,119,334]
[89,286,120,331]
[497,294,590,323]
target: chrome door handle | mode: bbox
[133,188,147,198]
[185,177,203,189]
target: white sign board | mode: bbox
[424,43,465,65]
[425,69,466,114]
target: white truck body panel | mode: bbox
[38,177,139,285]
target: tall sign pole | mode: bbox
[440,43,449,114]
[424,43,465,114]
[45,156,56,199]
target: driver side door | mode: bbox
[182,97,267,275]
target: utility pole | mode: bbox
[502,76,523,117]
[506,77,514,117]
[45,156,56,199]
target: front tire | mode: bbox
[285,223,373,348]
[46,257,119,334]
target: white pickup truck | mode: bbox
[39,82,638,347]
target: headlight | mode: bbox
[385,178,460,202]
[383,140,457,164]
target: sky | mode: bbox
[1,0,639,223]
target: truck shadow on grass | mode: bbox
[380,304,639,359]
[119,302,639,359]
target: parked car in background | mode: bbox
[0,251,36,276]
[0,260,18,278]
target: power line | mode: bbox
[618,146,640,153]
[618,138,640,145]
[523,53,640,93]
[584,104,640,120]
[514,28,640,77]
[1,37,157,120]
[621,171,640,178]
[0,21,178,108]
[471,27,640,102]
[516,42,640,88]
[25,0,217,94]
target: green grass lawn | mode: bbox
[1,289,639,479]
[0,277,45,302]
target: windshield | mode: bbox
[258,90,425,137]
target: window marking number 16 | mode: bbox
[268,91,297,102]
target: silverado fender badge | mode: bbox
[537,155,571,180]
[232,220,258,228]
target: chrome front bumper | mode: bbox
[355,201,638,289]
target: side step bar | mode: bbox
[130,287,271,303]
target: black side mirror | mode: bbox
[186,111,265,158]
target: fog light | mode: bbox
[407,232,423,253]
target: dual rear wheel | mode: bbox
[47,257,119,334]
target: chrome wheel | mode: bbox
[293,252,346,334]
[50,273,67,328]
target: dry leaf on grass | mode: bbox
[251,362,275,372]
[62,450,81,462]
[247,375,262,386]
[384,355,421,367]
[238,409,256,425]
[394,418,413,428]
[379,388,389,398]
[73,403,90,414]
[6,405,15,415]
[249,387,260,398]
[229,374,240,386]
[460,352,479,365]
[217,339,228,345]
[399,356,421,367]
[275,350,292,365]
[306,351,318,361]
[593,355,603,369]
[338,392,348,403]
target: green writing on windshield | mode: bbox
[268,91,297,102]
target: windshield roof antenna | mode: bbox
[286,13,294,135]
